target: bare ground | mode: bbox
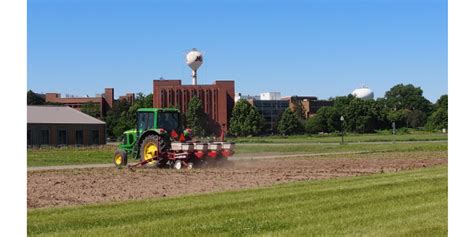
[27,151,447,209]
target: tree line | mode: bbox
[229,84,448,136]
[27,83,448,139]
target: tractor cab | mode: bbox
[136,108,183,135]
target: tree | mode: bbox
[344,98,389,133]
[383,84,433,128]
[384,84,433,113]
[305,106,341,133]
[405,109,427,128]
[277,108,304,135]
[81,102,101,118]
[105,99,132,139]
[229,100,264,136]
[27,90,45,105]
[185,97,209,137]
[104,93,153,139]
[426,95,448,130]
[331,94,355,109]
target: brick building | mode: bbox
[45,88,114,117]
[45,88,135,117]
[284,96,334,118]
[27,106,106,147]
[153,79,235,134]
[119,93,135,104]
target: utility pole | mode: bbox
[340,116,345,145]
[392,122,396,144]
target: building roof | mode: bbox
[27,106,106,124]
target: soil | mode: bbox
[27,151,447,208]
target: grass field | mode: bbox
[28,165,447,236]
[27,141,448,167]
[229,132,447,143]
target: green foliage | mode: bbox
[322,84,435,132]
[384,84,433,113]
[317,97,389,133]
[185,97,209,137]
[27,90,45,105]
[382,84,434,129]
[127,93,153,126]
[331,94,355,108]
[28,166,447,236]
[426,95,448,130]
[229,100,264,136]
[344,98,389,133]
[81,102,101,118]
[105,100,132,139]
[306,106,341,133]
[277,108,304,135]
[405,109,427,128]
[104,93,154,139]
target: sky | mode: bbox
[27,0,447,102]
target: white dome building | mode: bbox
[351,86,374,100]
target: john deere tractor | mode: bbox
[113,108,235,169]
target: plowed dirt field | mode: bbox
[28,151,447,208]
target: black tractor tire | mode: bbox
[113,150,128,168]
[139,134,169,167]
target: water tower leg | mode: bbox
[192,70,197,85]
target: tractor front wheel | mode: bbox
[113,150,128,168]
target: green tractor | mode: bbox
[113,108,235,169]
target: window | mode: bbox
[27,130,31,145]
[75,130,84,145]
[158,112,181,132]
[137,112,155,132]
[58,130,67,145]
[91,130,99,145]
[40,130,49,145]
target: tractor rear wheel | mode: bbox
[140,134,168,167]
[113,150,127,168]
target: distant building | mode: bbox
[260,92,281,100]
[119,93,135,104]
[235,93,260,102]
[248,99,289,132]
[44,88,135,117]
[285,96,334,118]
[153,79,235,134]
[240,93,334,132]
[27,106,106,147]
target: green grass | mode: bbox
[27,142,447,167]
[28,166,447,236]
[229,132,447,143]
[236,141,447,154]
[27,145,115,167]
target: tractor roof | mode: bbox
[137,108,180,113]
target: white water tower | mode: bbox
[186,48,203,85]
[351,86,374,100]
